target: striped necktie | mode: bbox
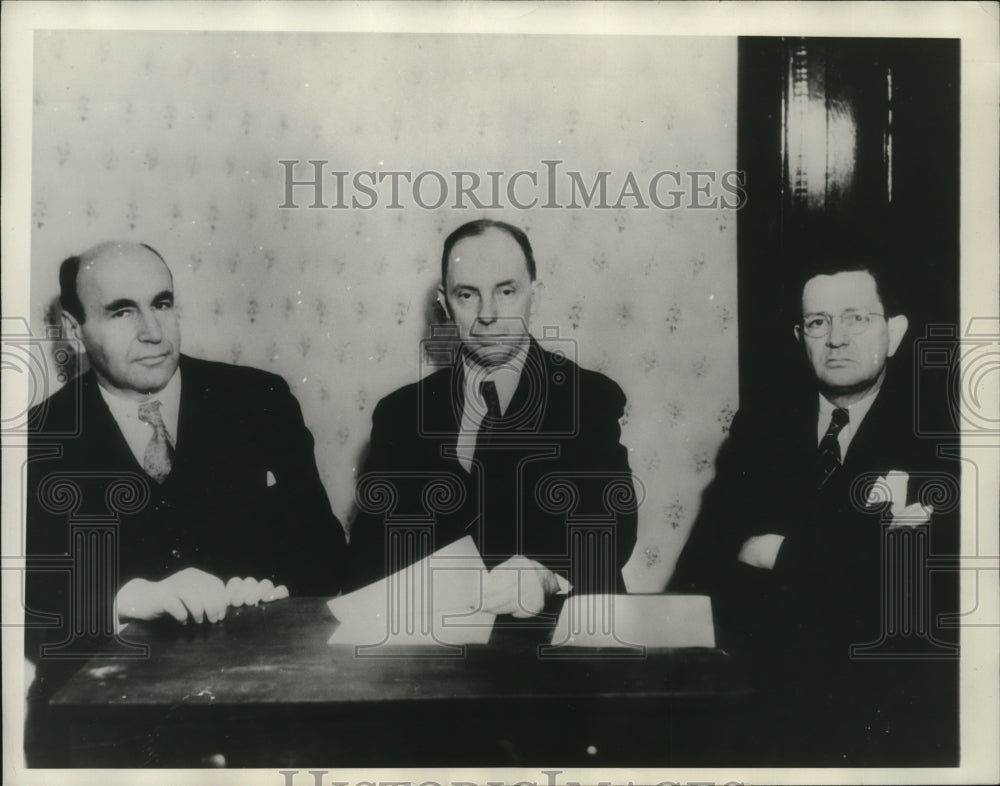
[817,407,849,490]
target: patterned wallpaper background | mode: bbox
[29,31,738,591]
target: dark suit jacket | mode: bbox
[670,370,960,762]
[26,355,346,601]
[346,339,638,596]
[24,355,347,762]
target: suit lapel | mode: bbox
[841,384,897,476]
[423,364,462,436]
[791,388,896,482]
[498,338,548,433]
[79,373,144,473]
[170,356,216,482]
[784,391,820,472]
[173,356,196,460]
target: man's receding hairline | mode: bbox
[446,227,532,277]
[801,269,883,308]
[441,219,537,285]
[449,225,525,251]
[803,269,877,283]
[75,243,174,295]
[79,241,166,268]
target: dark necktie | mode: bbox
[817,407,849,490]
[137,400,174,483]
[475,379,511,566]
[479,380,502,423]
[475,379,503,451]
[473,380,502,469]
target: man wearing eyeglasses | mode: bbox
[795,272,907,451]
[670,247,958,763]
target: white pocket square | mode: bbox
[866,470,933,526]
[866,470,909,514]
[266,471,277,487]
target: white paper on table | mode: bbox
[550,594,716,648]
[327,536,495,646]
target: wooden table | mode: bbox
[50,597,755,767]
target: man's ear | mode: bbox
[529,279,542,320]
[793,323,803,344]
[61,310,82,342]
[436,286,452,321]
[886,314,909,357]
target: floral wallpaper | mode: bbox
[30,31,738,591]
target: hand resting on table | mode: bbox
[116,567,288,625]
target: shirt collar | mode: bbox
[461,343,528,416]
[97,366,182,441]
[818,381,880,436]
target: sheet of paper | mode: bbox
[550,594,716,649]
[327,536,495,646]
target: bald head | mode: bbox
[59,242,180,399]
[61,242,169,322]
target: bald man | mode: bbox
[24,242,346,764]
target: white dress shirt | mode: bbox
[97,369,182,467]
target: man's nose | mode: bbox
[827,317,850,347]
[137,310,164,342]
[477,295,498,325]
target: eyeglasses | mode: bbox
[800,309,885,338]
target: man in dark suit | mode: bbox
[346,220,638,617]
[24,241,347,763]
[670,250,959,764]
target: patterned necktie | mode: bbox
[137,400,173,483]
[817,407,849,490]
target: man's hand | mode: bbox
[482,555,562,618]
[116,568,289,624]
[225,576,289,606]
[738,534,785,570]
[117,567,227,624]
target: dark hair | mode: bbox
[139,243,167,265]
[59,242,168,324]
[59,255,84,322]
[440,220,536,284]
[790,236,905,322]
